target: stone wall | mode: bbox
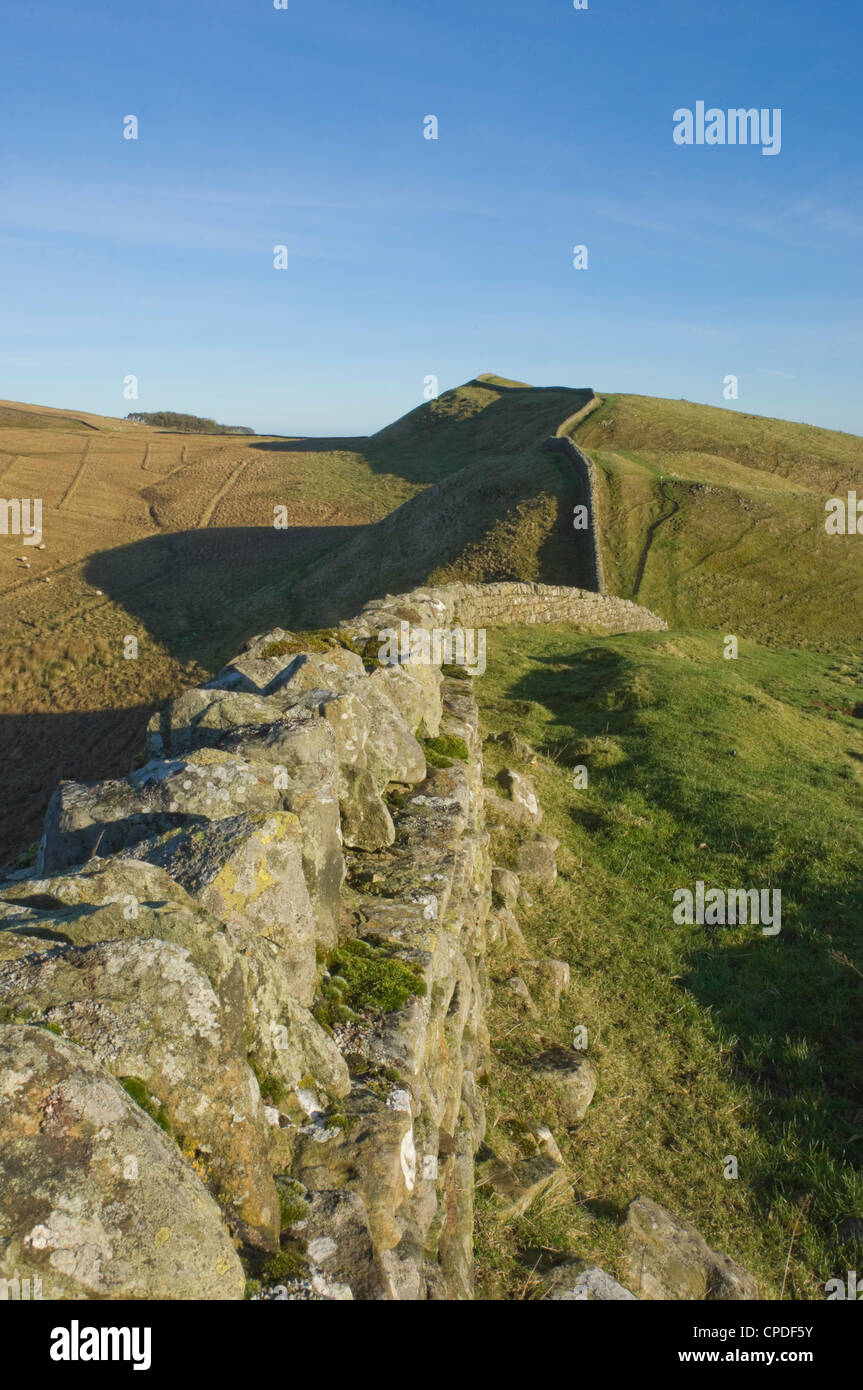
[0,580,666,1301]
[542,434,608,594]
[343,580,666,640]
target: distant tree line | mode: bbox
[125,411,254,435]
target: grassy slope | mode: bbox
[366,375,590,483]
[5,375,863,860]
[576,393,863,651]
[285,378,596,627]
[474,623,863,1299]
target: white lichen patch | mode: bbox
[387,1088,412,1115]
[27,1206,113,1292]
[307,1236,338,1263]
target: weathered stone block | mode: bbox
[0,1026,245,1300]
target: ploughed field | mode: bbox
[0,399,415,862]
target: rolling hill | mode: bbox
[2,376,863,864]
[576,393,863,650]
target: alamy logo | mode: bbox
[0,1271,42,1300]
[50,1321,152,1371]
[824,1271,863,1300]
[825,493,863,534]
[378,621,486,676]
[673,102,782,156]
[672,882,781,935]
[0,497,42,545]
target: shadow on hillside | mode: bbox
[0,705,158,865]
[682,932,863,1192]
[83,524,363,657]
[246,436,369,454]
[502,645,863,1222]
[505,645,641,761]
[0,525,367,863]
[534,457,595,592]
[281,485,600,635]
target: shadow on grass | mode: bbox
[0,525,364,862]
[83,524,363,657]
[246,436,369,454]
[0,705,157,866]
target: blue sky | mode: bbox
[1,0,861,437]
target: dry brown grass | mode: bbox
[0,405,418,861]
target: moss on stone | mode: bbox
[421,734,470,768]
[10,842,39,869]
[318,937,427,1023]
[260,1244,308,1284]
[119,1076,173,1136]
[247,1055,286,1108]
[344,1053,409,1098]
[0,1010,66,1041]
[260,628,365,660]
[276,1179,310,1229]
[0,1005,35,1025]
[342,1050,369,1074]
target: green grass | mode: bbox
[278,381,863,648]
[247,1055,287,1108]
[421,734,470,768]
[7,378,863,1298]
[366,377,594,485]
[68,378,859,661]
[473,623,863,1299]
[576,393,863,650]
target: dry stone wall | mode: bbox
[344,580,666,639]
[0,580,666,1301]
[543,434,608,594]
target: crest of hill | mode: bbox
[576,393,863,650]
[286,378,599,627]
[0,400,149,435]
[282,380,863,649]
[364,376,595,484]
[3,376,863,866]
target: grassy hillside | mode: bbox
[474,623,863,1299]
[287,382,863,646]
[2,380,862,1302]
[286,444,594,629]
[575,394,863,651]
[4,376,863,865]
[274,377,596,626]
[366,375,593,483]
